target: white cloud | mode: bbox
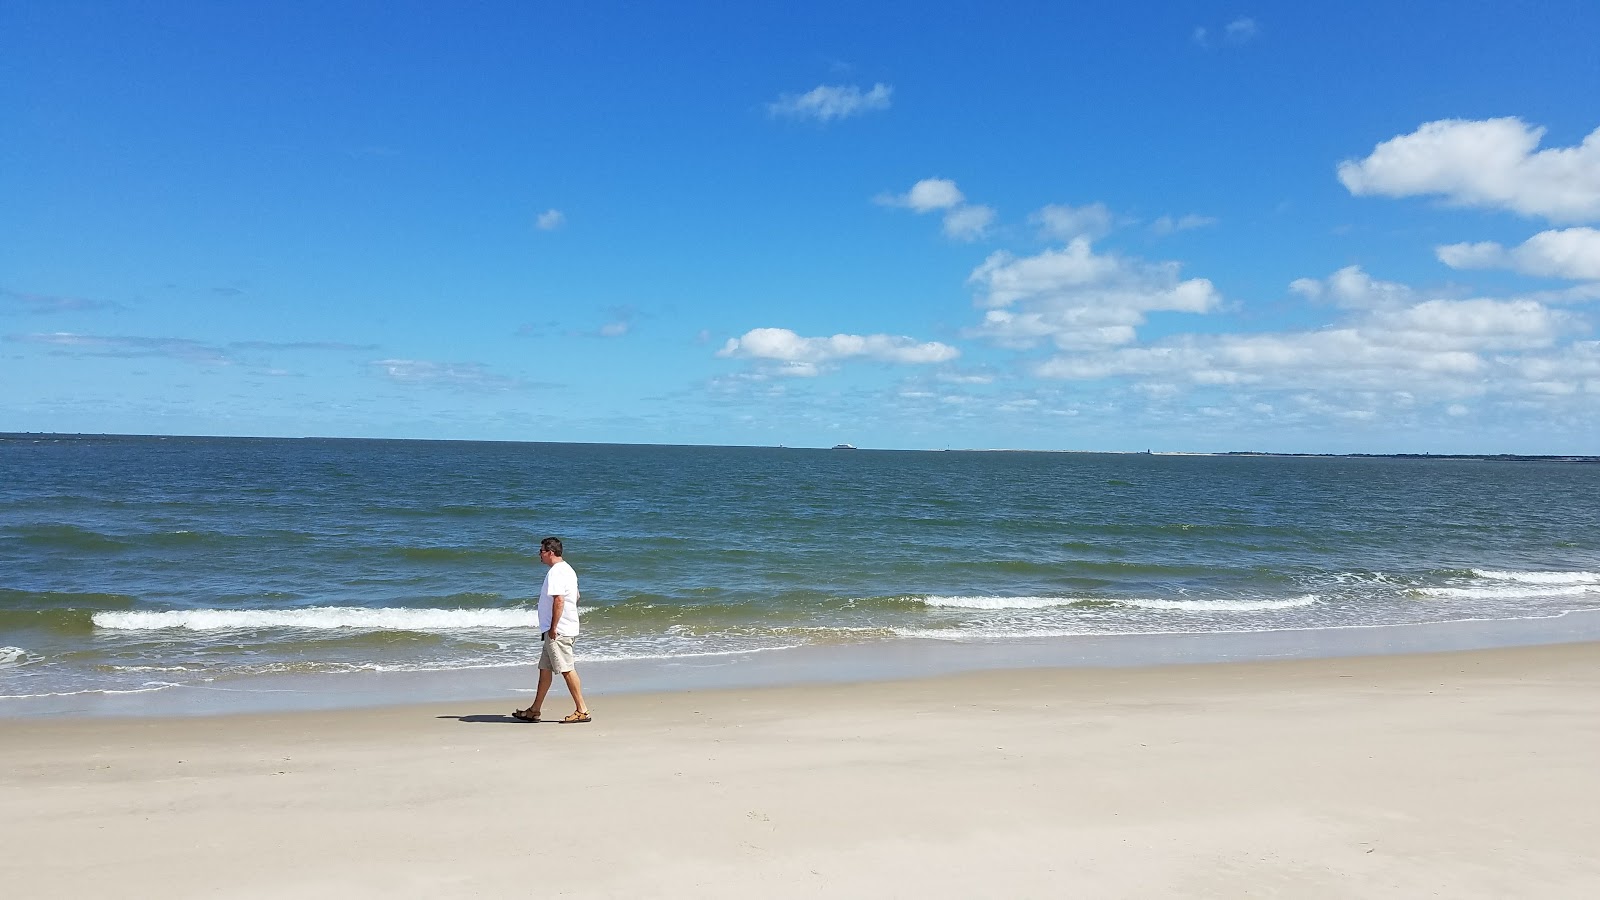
[1031,203,1113,241]
[772,361,821,378]
[943,204,996,241]
[974,309,1139,350]
[8,332,232,364]
[1338,118,1600,223]
[879,178,995,242]
[1288,265,1418,309]
[536,209,565,231]
[1035,329,1487,388]
[877,178,965,211]
[1437,227,1600,281]
[969,239,1120,307]
[717,327,959,370]
[1151,213,1218,235]
[1194,17,1260,48]
[370,359,523,391]
[768,83,893,122]
[1364,298,1565,352]
[1225,17,1260,43]
[1434,241,1506,270]
[1528,380,1579,395]
[1521,282,1600,305]
[963,237,1220,349]
[936,369,997,385]
[590,306,635,339]
[997,398,1040,413]
[1508,340,1600,384]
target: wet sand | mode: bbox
[4,642,1598,898]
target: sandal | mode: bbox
[511,707,541,722]
[560,710,593,724]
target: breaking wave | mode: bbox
[93,607,540,632]
[1472,569,1600,585]
[919,594,1318,612]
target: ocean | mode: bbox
[4,434,1600,713]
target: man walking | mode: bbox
[513,536,591,723]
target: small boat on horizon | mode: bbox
[831,443,857,450]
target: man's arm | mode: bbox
[547,592,565,639]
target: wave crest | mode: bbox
[1473,570,1600,585]
[920,594,1318,612]
[1421,585,1596,600]
[0,646,35,669]
[93,607,540,632]
[921,595,1090,610]
[1119,595,1319,612]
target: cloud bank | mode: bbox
[1033,266,1577,408]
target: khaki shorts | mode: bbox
[539,634,576,673]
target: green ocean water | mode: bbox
[3,434,1599,702]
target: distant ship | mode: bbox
[831,443,857,450]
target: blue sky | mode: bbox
[4,1,1599,453]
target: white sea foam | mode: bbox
[1420,585,1596,601]
[1473,570,1600,585]
[99,642,813,677]
[920,595,1318,612]
[893,626,1097,641]
[0,647,31,669]
[0,681,182,700]
[921,595,1090,610]
[891,609,1589,642]
[1119,595,1320,612]
[1327,572,1403,585]
[93,607,539,631]
[580,642,808,663]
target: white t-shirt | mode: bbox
[538,559,580,637]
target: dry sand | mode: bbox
[4,642,1598,898]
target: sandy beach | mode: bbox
[4,642,1598,898]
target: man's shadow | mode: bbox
[437,714,541,724]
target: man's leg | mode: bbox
[561,668,587,715]
[532,669,554,714]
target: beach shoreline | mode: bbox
[7,608,1600,719]
[4,640,1597,897]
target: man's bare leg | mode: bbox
[562,669,587,715]
[530,669,554,715]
